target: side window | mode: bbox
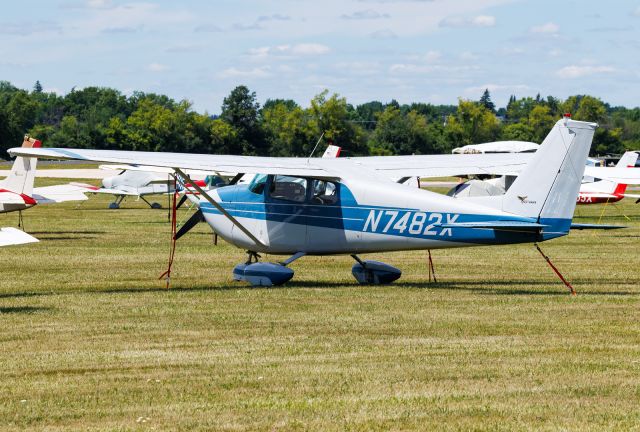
[311,179,338,205]
[248,174,268,194]
[269,175,308,203]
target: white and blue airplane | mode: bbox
[9,118,598,288]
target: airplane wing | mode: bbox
[70,182,141,196]
[344,153,533,178]
[584,166,640,185]
[99,164,212,180]
[31,184,89,204]
[8,147,535,180]
[0,227,38,247]
[9,148,336,178]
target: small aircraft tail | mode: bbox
[0,136,41,196]
[500,117,597,228]
[617,150,639,168]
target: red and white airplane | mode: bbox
[1,136,88,246]
[577,151,639,204]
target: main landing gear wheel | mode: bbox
[232,251,298,287]
[351,255,402,285]
[150,202,162,209]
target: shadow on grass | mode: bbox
[1,280,637,299]
[0,306,51,314]
[28,231,107,235]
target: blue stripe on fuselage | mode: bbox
[204,184,570,245]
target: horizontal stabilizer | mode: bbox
[0,227,39,247]
[570,223,626,230]
[438,220,545,231]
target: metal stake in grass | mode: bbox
[427,250,437,283]
[534,243,576,295]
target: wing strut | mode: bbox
[173,168,266,248]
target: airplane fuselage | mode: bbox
[0,189,36,213]
[198,175,570,255]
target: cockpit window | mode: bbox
[269,175,308,202]
[311,179,338,204]
[248,174,268,194]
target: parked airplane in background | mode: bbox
[75,144,346,209]
[577,151,639,204]
[0,136,87,246]
[10,118,601,291]
[449,150,640,205]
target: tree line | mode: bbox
[1,80,639,159]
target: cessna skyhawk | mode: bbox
[10,117,597,287]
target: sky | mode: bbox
[1,0,639,113]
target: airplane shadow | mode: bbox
[1,280,637,299]
[0,306,51,314]
[28,231,107,235]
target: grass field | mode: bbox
[1,180,639,431]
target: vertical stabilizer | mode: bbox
[0,136,41,196]
[501,118,597,222]
[617,151,639,168]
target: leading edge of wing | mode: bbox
[8,147,335,179]
[347,153,533,178]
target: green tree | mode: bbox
[445,99,501,146]
[221,85,265,155]
[501,123,535,142]
[527,105,555,142]
[308,90,367,155]
[479,89,496,113]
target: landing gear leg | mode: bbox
[109,195,125,209]
[534,243,576,295]
[245,251,261,264]
[140,195,161,209]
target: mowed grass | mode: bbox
[1,180,639,431]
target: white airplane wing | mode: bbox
[584,166,640,185]
[69,182,141,196]
[99,164,211,179]
[0,227,38,247]
[343,153,533,178]
[31,184,89,204]
[8,147,339,178]
[8,147,535,180]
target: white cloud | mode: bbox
[290,43,330,55]
[218,66,271,79]
[147,63,169,72]
[556,65,615,79]
[459,51,478,61]
[369,29,397,39]
[633,6,640,17]
[464,83,531,95]
[498,47,525,56]
[423,50,441,62]
[389,63,477,75]
[439,15,496,28]
[248,43,330,59]
[87,0,113,8]
[341,9,390,20]
[530,22,559,34]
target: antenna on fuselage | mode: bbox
[306,132,325,163]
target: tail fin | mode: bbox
[501,118,597,222]
[616,151,639,168]
[0,136,41,196]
